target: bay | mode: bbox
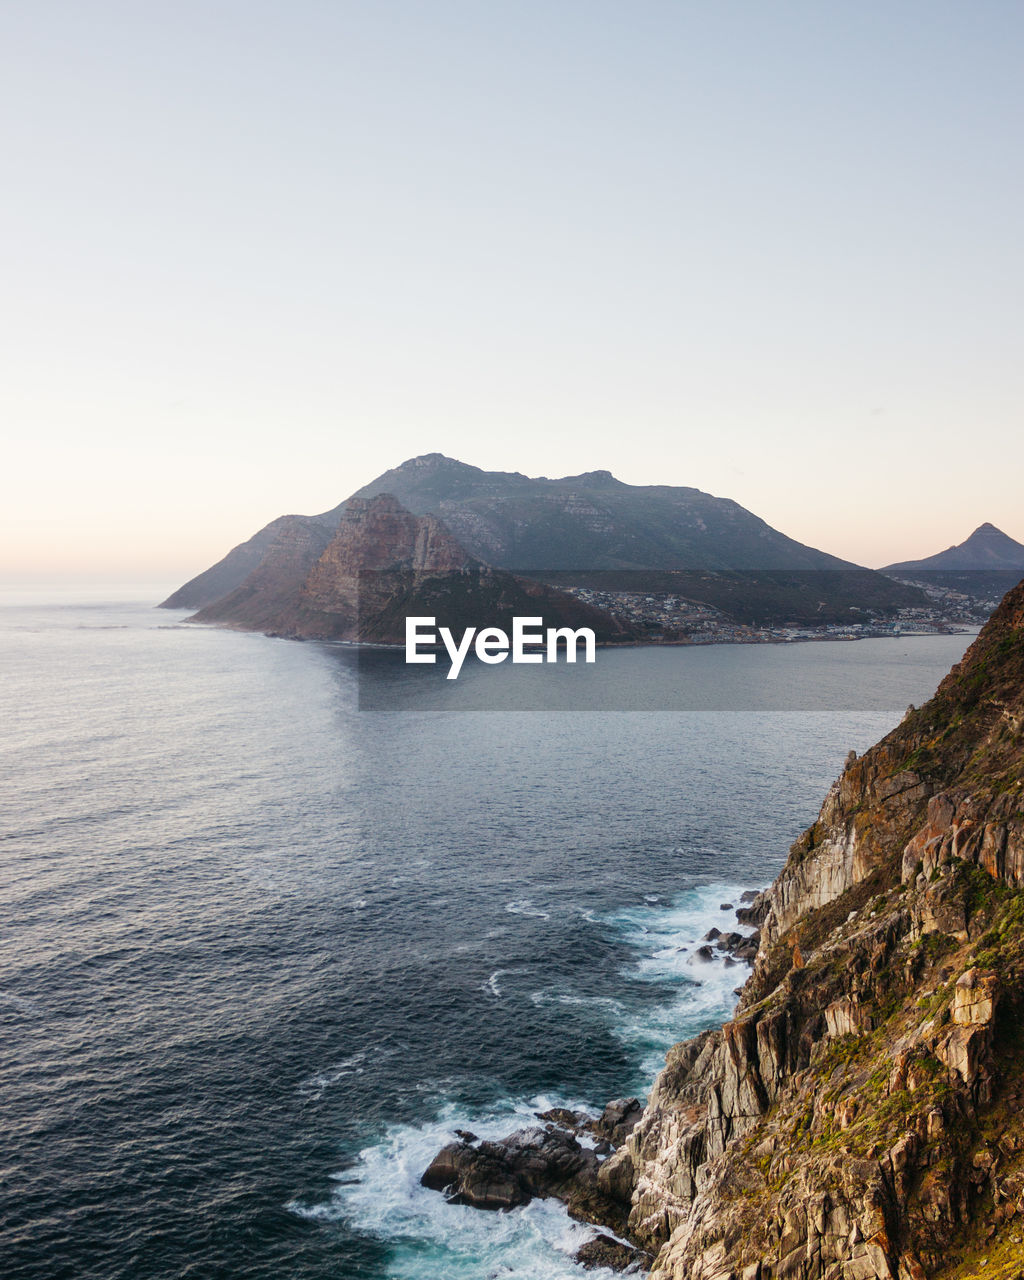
[0,586,974,1279]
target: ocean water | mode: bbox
[0,586,975,1279]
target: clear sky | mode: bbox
[2,0,1022,580]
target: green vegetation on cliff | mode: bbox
[597,582,1024,1280]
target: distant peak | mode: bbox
[970,522,1003,536]
[403,452,473,470]
[557,468,623,487]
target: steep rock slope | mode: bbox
[193,493,632,643]
[160,514,333,610]
[598,582,1024,1280]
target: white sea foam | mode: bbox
[289,1097,625,1279]
[600,881,759,1079]
[528,991,626,1017]
[299,1049,397,1101]
[0,989,41,1014]
[505,899,551,920]
[291,883,759,1272]
[483,968,529,998]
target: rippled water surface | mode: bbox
[0,586,974,1279]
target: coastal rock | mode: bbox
[420,1140,529,1210]
[535,1107,592,1132]
[574,1233,650,1272]
[588,579,1024,1278]
[421,1125,599,1211]
[595,1098,644,1146]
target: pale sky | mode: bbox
[2,1,1022,580]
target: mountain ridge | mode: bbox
[161,454,922,621]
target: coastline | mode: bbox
[171,607,981,653]
[415,584,1024,1278]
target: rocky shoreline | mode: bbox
[420,921,762,1272]
[422,581,1024,1279]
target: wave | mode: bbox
[483,967,531,998]
[504,899,551,920]
[290,881,761,1272]
[299,1049,397,1102]
[599,880,760,1080]
[288,1097,625,1279]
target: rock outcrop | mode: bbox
[420,1110,653,1272]
[592,580,1024,1279]
[190,492,634,644]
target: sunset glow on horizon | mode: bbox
[3,1,1022,580]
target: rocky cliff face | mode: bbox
[293,493,478,636]
[192,492,634,644]
[596,581,1024,1280]
[184,516,334,630]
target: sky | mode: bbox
[2,0,1022,581]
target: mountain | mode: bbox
[422,578,1024,1277]
[881,525,1024,617]
[161,514,333,611]
[162,454,924,621]
[330,453,865,572]
[884,523,1024,573]
[191,493,634,644]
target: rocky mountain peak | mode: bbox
[885,523,1024,573]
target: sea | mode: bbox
[0,584,976,1280]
